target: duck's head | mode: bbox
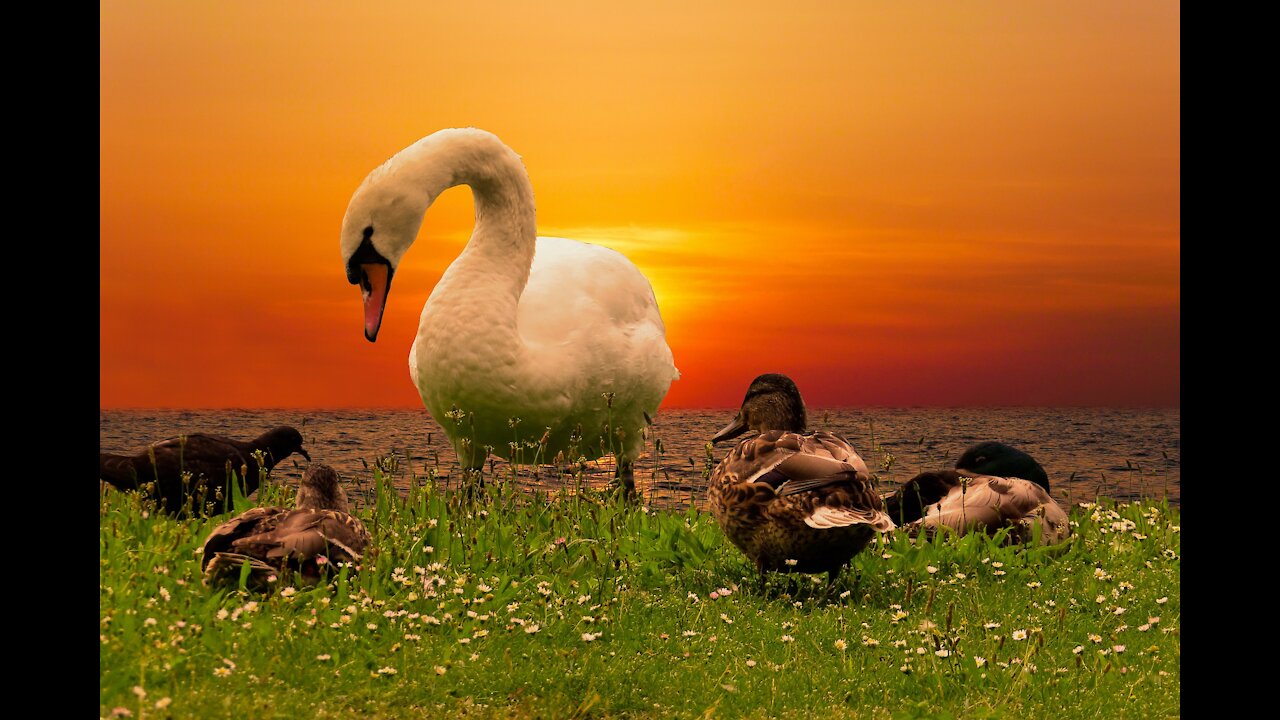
[711,373,807,443]
[295,463,350,512]
[955,441,1049,491]
[258,426,311,465]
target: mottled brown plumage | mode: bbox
[100,426,310,516]
[708,375,894,587]
[201,464,370,590]
[900,470,1071,545]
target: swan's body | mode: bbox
[340,129,677,476]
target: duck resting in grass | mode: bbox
[883,441,1070,545]
[339,128,678,495]
[99,426,310,516]
[200,463,370,590]
[707,374,894,589]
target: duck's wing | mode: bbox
[715,431,893,532]
[200,507,285,572]
[149,435,251,479]
[917,475,1070,544]
[232,510,371,566]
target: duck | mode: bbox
[99,426,310,516]
[339,128,678,494]
[707,374,894,588]
[200,463,370,590]
[883,442,1070,545]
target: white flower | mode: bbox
[974,656,986,667]
[785,559,798,567]
[154,698,172,710]
[316,654,331,661]
[781,635,795,643]
[935,649,950,658]
[1156,597,1168,604]
[926,565,939,574]
[1072,645,1084,654]
[581,632,600,642]
[524,624,541,634]
[834,639,847,650]
[1012,629,1028,641]
[434,665,447,675]
[746,659,757,667]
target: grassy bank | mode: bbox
[100,472,1179,719]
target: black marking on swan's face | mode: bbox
[346,225,396,342]
[345,226,391,286]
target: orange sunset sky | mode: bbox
[100,2,1179,409]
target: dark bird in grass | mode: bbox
[707,374,894,590]
[200,463,370,590]
[99,426,310,516]
[883,441,1070,545]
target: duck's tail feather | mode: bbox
[100,453,140,491]
[202,552,280,589]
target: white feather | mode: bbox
[342,129,678,466]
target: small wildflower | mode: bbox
[1012,629,1028,641]
[524,624,541,634]
[377,666,397,675]
[834,639,847,651]
[144,618,157,627]
[132,686,147,700]
[974,656,987,667]
[984,622,1001,630]
[781,635,795,643]
[1113,645,1126,653]
[926,565,938,574]
[785,559,798,567]
[1156,597,1168,605]
[1088,634,1103,643]
[746,659,757,667]
[316,654,331,661]
[1073,645,1084,654]
[434,665,448,675]
[582,632,600,642]
[935,649,950,658]
[154,698,172,710]
[110,709,133,718]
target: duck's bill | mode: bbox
[359,263,392,342]
[711,415,749,444]
[299,448,312,462]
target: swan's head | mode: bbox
[955,441,1050,491]
[340,141,451,342]
[712,373,808,443]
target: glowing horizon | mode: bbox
[101,1,1179,410]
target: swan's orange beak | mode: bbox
[359,263,392,342]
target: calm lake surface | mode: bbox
[99,408,1179,510]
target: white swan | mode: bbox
[339,128,679,489]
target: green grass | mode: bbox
[100,470,1179,719]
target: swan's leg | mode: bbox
[613,458,636,498]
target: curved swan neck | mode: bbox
[411,129,536,266]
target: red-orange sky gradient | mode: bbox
[101,2,1179,409]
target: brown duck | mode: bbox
[99,426,310,516]
[200,463,370,590]
[884,442,1070,545]
[708,374,894,588]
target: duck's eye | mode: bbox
[974,456,987,465]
